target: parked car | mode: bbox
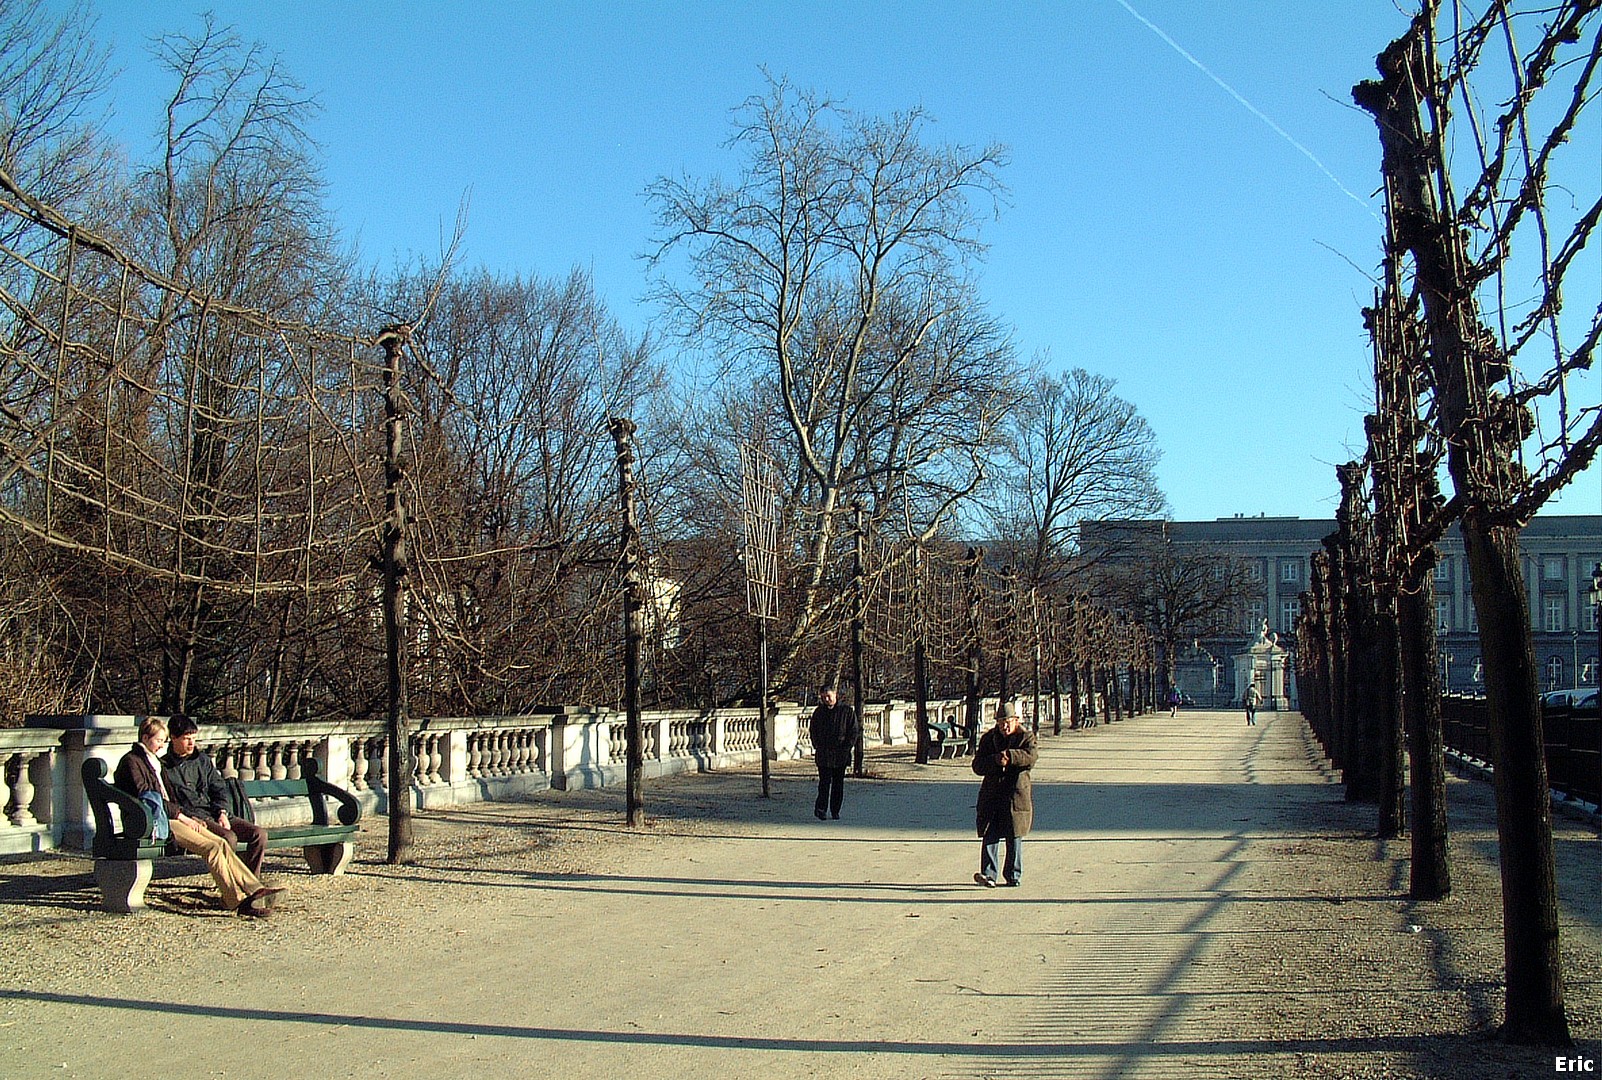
[1541,688,1598,709]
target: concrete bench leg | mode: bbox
[303,842,353,876]
[94,859,152,914]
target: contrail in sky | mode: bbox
[1111,0,1379,219]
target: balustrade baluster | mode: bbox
[466,733,484,780]
[350,738,370,791]
[6,752,38,827]
[374,737,390,791]
[269,743,288,781]
[414,735,428,784]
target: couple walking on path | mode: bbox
[809,688,1036,888]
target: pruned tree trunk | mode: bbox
[379,327,414,866]
[1397,559,1450,900]
[610,417,646,827]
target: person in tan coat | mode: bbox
[972,701,1037,888]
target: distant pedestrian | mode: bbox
[1244,684,1262,726]
[809,685,859,820]
[972,701,1036,888]
[1168,688,1181,717]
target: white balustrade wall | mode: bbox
[6,696,998,855]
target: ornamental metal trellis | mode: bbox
[739,441,781,794]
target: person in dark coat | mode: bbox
[162,714,270,875]
[972,700,1037,887]
[808,685,859,820]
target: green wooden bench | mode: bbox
[82,756,361,914]
[925,717,973,759]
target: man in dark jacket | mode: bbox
[808,685,859,820]
[972,700,1037,888]
[162,714,270,875]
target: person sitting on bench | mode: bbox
[113,716,285,918]
[162,714,270,876]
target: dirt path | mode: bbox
[1,709,1598,1079]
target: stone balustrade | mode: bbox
[6,696,996,855]
[1,727,60,854]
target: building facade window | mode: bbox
[1546,654,1565,688]
[1544,596,1567,632]
[1544,555,1566,581]
[1434,556,1451,582]
[1247,600,1265,632]
[1436,598,1451,632]
[1281,559,1300,584]
[1280,599,1300,628]
[1248,560,1264,583]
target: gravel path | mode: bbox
[1,709,1598,1079]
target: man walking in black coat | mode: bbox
[809,685,859,820]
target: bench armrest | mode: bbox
[300,757,361,827]
[81,758,153,859]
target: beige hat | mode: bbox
[998,701,1020,721]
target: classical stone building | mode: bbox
[1083,514,1602,704]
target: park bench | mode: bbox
[81,756,361,914]
[925,717,973,759]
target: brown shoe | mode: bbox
[239,887,284,917]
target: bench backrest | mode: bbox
[241,778,311,800]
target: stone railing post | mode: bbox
[653,714,671,762]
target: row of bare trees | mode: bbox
[0,12,1167,729]
[1298,0,1601,1047]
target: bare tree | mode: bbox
[112,16,344,717]
[1094,527,1254,690]
[0,0,113,229]
[373,265,661,714]
[648,77,1015,688]
[989,365,1166,587]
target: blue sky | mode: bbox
[69,0,1602,524]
